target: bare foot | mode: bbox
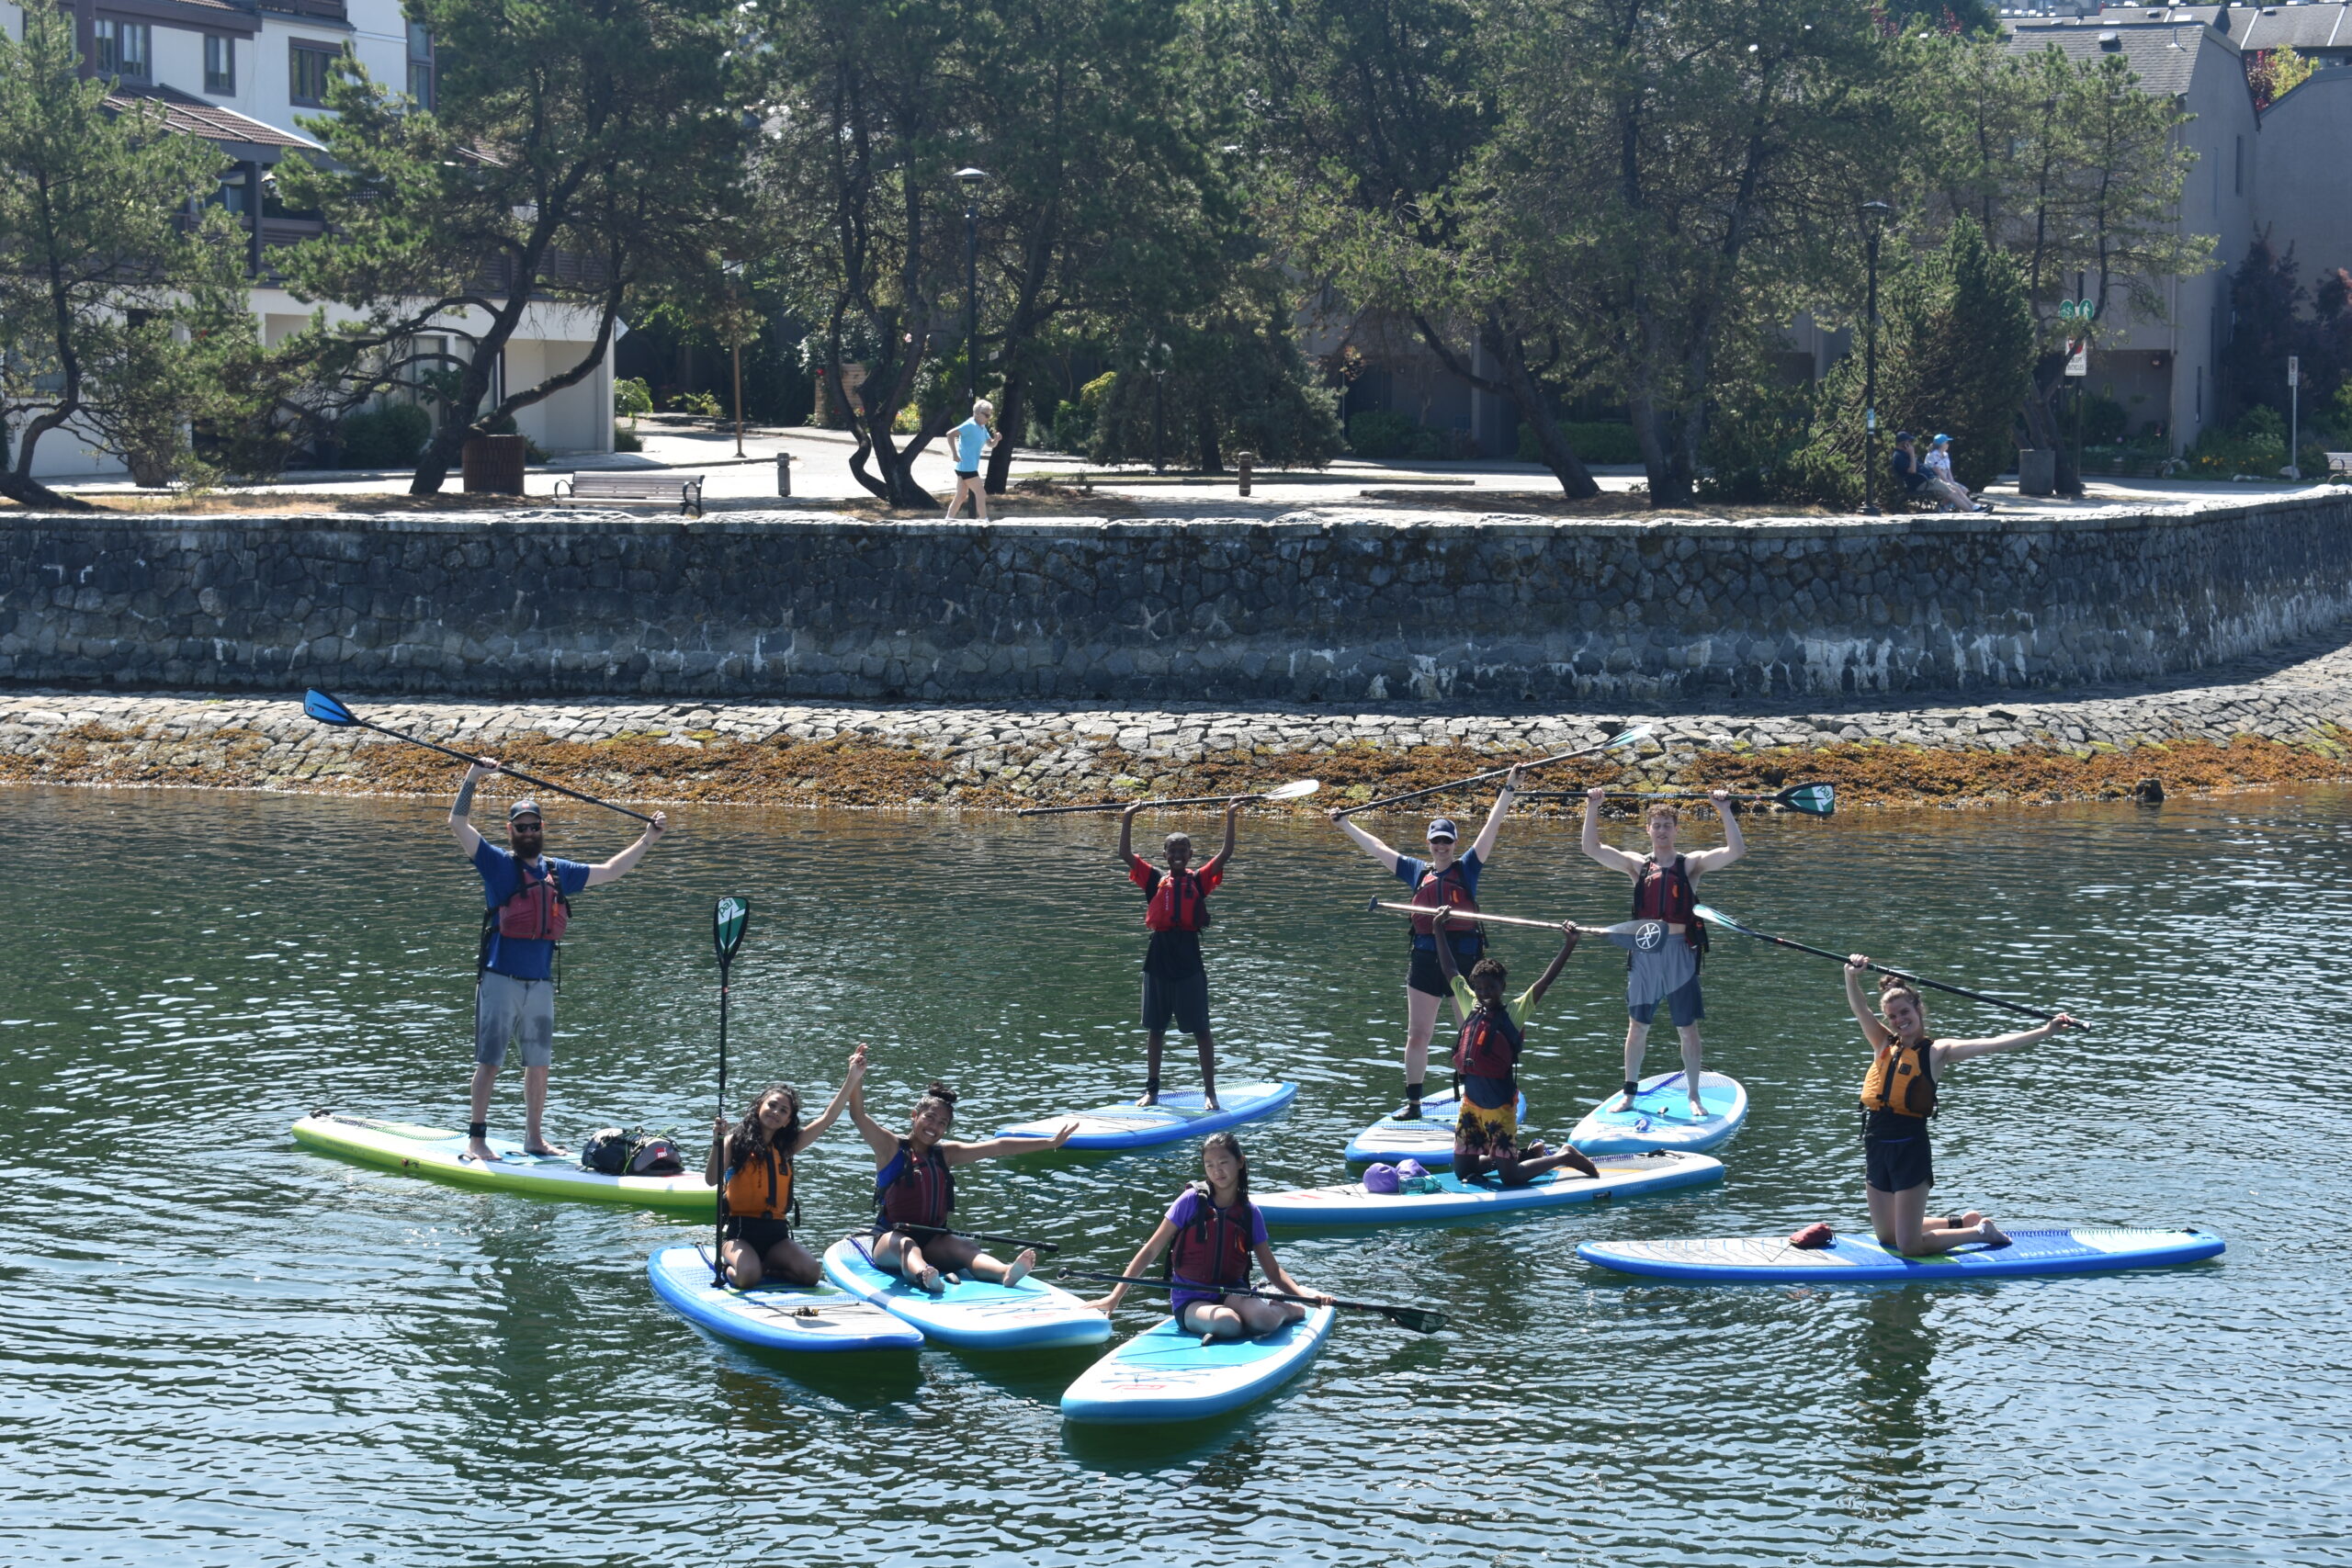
[1976,1221,2011,1247]
[464,1141,499,1163]
[523,1142,569,1158]
[1003,1248,1036,1287]
[1136,1090,1159,1108]
[917,1267,945,1296]
[1203,1098,1222,1112]
[1688,1097,1706,1119]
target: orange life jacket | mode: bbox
[724,1145,796,1223]
[1860,1035,1939,1118]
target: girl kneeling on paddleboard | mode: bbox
[1088,1132,1330,1342]
[1845,957,2077,1257]
[849,1074,1074,1295]
[1431,910,1599,1188]
[706,1044,866,1290]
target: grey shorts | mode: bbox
[1630,976,1705,1028]
[1608,920,1700,1017]
[475,971,556,1067]
[1143,969,1211,1036]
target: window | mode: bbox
[405,23,435,109]
[290,40,337,107]
[94,18,152,81]
[205,35,235,95]
[2233,135,2244,197]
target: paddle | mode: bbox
[895,1223,1062,1256]
[708,897,749,1285]
[1056,1269,1447,1334]
[1013,779,1322,817]
[1332,725,1653,818]
[301,688,659,826]
[1364,898,1583,934]
[1521,782,1838,818]
[1692,903,2087,1030]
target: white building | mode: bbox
[2,0,614,480]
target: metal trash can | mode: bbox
[461,434,528,495]
[2016,447,2055,498]
[776,452,795,498]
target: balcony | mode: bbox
[257,0,349,22]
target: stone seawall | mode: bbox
[5,498,2351,703]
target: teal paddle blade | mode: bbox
[303,689,356,726]
[1604,724,1654,750]
[1782,783,1836,817]
[713,897,750,965]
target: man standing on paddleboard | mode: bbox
[1119,796,1244,1110]
[1580,789,1743,1118]
[451,760,665,1163]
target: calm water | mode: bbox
[1,784,2346,1565]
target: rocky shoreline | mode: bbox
[6,623,2352,814]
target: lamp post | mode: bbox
[722,258,746,457]
[1147,340,1170,475]
[1859,199,1893,516]
[955,167,987,405]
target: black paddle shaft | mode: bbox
[1057,1269,1446,1334]
[1699,908,2086,1030]
[895,1223,1061,1256]
[310,693,658,825]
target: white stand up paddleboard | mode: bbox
[820,1236,1111,1350]
[1255,1149,1724,1228]
[1343,1089,1528,1168]
[1577,1226,2226,1284]
[1061,1305,1338,1424]
[647,1246,923,1352]
[291,1112,714,1212]
[995,1081,1297,1152]
[1567,1072,1747,1156]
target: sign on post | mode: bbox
[2289,355,2301,388]
[2064,341,2088,378]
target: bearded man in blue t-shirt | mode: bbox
[449,759,666,1163]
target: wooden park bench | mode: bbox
[553,471,705,516]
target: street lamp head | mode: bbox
[954,166,988,186]
[1859,198,1893,234]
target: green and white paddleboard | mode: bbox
[290,1112,715,1212]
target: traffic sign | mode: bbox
[2064,341,2088,377]
[2059,299,2098,321]
[2289,355,2300,387]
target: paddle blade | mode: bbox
[1781,783,1836,818]
[713,897,750,965]
[303,689,357,727]
[1691,903,1743,933]
[1602,725,1654,751]
[1384,1304,1447,1334]
[1262,779,1320,802]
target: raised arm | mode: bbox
[788,1044,867,1156]
[1844,957,1894,1049]
[1199,798,1241,877]
[582,812,668,886]
[1524,922,1581,1008]
[1934,1014,2078,1069]
[1580,788,1645,875]
[1683,790,1747,875]
[448,759,496,854]
[1117,801,1142,866]
[846,1055,899,1161]
[944,1121,1077,1164]
[1469,767,1522,862]
[1087,1216,1179,1314]
[1329,809,1403,874]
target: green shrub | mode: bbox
[336,402,431,468]
[2186,405,2289,477]
[1520,420,1644,466]
[2079,393,2129,446]
[613,376,653,424]
[669,389,721,418]
[613,423,643,453]
[1348,409,1418,458]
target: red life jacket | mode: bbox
[1631,855,1703,951]
[496,859,571,942]
[1410,859,1480,938]
[1167,1183,1254,1294]
[1453,1001,1524,1079]
[875,1139,956,1232]
[1145,868,1213,932]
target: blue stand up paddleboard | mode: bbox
[1256,1149,1724,1229]
[647,1246,922,1353]
[1343,1089,1528,1168]
[1568,1071,1747,1156]
[994,1081,1297,1153]
[819,1236,1112,1350]
[1061,1305,1337,1425]
[1577,1226,2226,1284]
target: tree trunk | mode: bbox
[1195,397,1223,474]
[1413,309,1600,499]
[0,468,93,511]
[2021,373,2082,494]
[984,365,1025,494]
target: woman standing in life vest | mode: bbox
[448,760,666,1165]
[1329,768,1524,1122]
[1845,956,2076,1256]
[1430,909,1599,1187]
[704,1044,867,1289]
[1579,788,1744,1118]
[1086,1132,1329,1341]
[1118,796,1245,1110]
[847,1075,1075,1296]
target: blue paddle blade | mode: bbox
[302,689,356,727]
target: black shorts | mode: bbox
[1408,944,1483,998]
[724,1215,796,1251]
[955,469,978,479]
[1864,1126,1933,1195]
[1143,968,1211,1035]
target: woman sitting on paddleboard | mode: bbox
[1329,767,1523,1122]
[705,1044,866,1290]
[1431,909,1600,1187]
[1844,956,2077,1256]
[848,1075,1074,1295]
[1088,1131,1329,1341]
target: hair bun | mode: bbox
[1877,973,1905,996]
[924,1080,958,1106]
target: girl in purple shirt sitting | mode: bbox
[1087,1132,1329,1341]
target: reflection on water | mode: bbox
[0,783,2347,1564]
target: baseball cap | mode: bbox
[1426,818,1459,842]
[507,799,543,822]
[1930,433,1951,446]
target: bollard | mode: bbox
[775,451,795,498]
[1236,450,1256,497]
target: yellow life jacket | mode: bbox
[723,1145,796,1222]
[1859,1035,1939,1119]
